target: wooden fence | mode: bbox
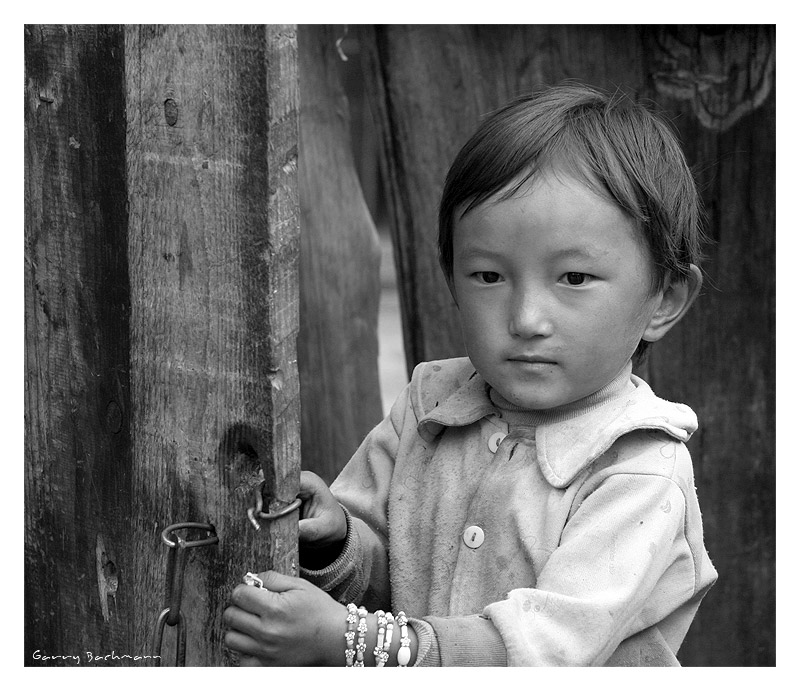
[24,24,775,666]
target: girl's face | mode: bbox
[449,170,663,411]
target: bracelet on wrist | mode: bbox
[383,612,395,665]
[342,605,410,668]
[344,603,357,667]
[396,611,411,667]
[355,606,368,667]
[374,610,389,667]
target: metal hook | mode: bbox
[247,481,301,530]
[151,522,219,665]
[161,522,219,549]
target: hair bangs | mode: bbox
[438,83,706,300]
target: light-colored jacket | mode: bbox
[302,358,717,666]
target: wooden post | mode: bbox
[297,24,383,484]
[125,24,300,665]
[25,24,301,666]
[360,24,775,666]
[24,24,134,663]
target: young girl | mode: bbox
[223,83,717,667]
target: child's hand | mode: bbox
[223,570,347,666]
[298,470,347,548]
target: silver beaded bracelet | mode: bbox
[383,612,395,664]
[396,611,411,667]
[355,606,369,667]
[344,605,410,667]
[374,610,389,667]
[344,603,357,667]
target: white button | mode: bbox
[487,432,506,453]
[463,525,485,548]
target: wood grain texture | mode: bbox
[24,24,134,665]
[638,26,776,666]
[361,24,774,666]
[297,25,383,484]
[124,24,300,665]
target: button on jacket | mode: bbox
[301,358,717,666]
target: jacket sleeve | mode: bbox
[479,470,697,666]
[300,383,409,611]
[415,616,681,666]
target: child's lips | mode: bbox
[507,355,559,372]
[508,354,558,365]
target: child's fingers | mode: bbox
[223,602,264,633]
[254,569,305,593]
[237,654,264,667]
[229,584,277,616]
[223,628,264,657]
[298,470,326,498]
[298,516,328,543]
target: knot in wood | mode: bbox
[105,400,123,434]
[164,98,179,126]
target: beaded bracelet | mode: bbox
[374,610,388,667]
[344,603,358,667]
[396,611,411,667]
[383,612,395,665]
[344,606,409,668]
[355,606,369,667]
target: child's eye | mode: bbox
[564,272,589,285]
[474,271,502,284]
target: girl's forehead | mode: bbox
[452,174,652,268]
[456,162,616,221]
[457,171,623,230]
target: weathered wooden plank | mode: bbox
[24,24,134,664]
[361,24,774,666]
[297,24,383,484]
[638,25,776,666]
[125,24,300,666]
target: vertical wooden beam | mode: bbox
[24,24,133,663]
[262,25,302,578]
[297,25,383,484]
[125,24,300,665]
[360,25,466,373]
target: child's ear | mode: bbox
[642,265,703,343]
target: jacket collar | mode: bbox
[533,375,697,487]
[417,369,496,440]
[417,365,698,488]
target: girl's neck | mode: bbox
[489,361,634,429]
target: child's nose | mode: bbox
[508,292,555,338]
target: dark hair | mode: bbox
[437,83,706,360]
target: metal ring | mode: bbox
[152,607,187,667]
[163,541,188,626]
[247,496,302,530]
[256,496,302,520]
[161,522,219,549]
